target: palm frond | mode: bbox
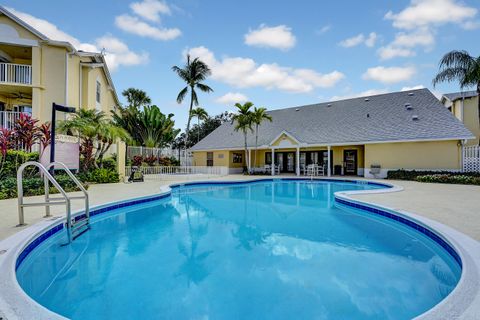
[196,82,214,93]
[177,86,189,104]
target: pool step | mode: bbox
[71,217,90,240]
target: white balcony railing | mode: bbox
[0,62,32,85]
[0,111,27,130]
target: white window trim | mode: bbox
[95,77,101,110]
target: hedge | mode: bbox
[387,169,480,181]
[415,174,480,186]
[0,175,89,200]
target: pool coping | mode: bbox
[0,177,479,319]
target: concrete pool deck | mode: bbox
[0,175,479,242]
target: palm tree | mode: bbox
[433,50,480,118]
[232,102,254,173]
[122,88,151,109]
[59,109,130,170]
[172,55,213,147]
[251,107,272,171]
[190,107,209,143]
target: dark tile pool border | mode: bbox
[15,178,461,272]
[335,197,462,268]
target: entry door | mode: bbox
[343,150,357,175]
[206,152,213,166]
[286,152,295,172]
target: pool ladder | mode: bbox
[17,161,90,244]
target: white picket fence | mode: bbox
[126,146,193,166]
[463,145,480,172]
[126,165,229,181]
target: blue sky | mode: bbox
[4,0,480,129]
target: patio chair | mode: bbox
[369,164,381,178]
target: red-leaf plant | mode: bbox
[132,155,143,167]
[144,155,157,166]
[0,128,14,158]
[14,113,41,152]
[38,122,51,156]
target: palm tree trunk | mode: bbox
[254,124,258,172]
[186,88,194,145]
[197,118,200,143]
[477,83,480,129]
[244,130,249,174]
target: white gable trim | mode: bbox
[269,130,301,146]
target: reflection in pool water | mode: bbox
[17,180,460,320]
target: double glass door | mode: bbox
[266,152,296,173]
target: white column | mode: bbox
[327,145,331,177]
[296,147,300,176]
[271,148,275,176]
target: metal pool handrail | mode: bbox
[16,161,89,243]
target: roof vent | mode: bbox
[364,98,370,102]
[412,115,419,120]
[408,92,414,96]
[295,108,300,111]
[405,103,413,110]
[327,103,332,107]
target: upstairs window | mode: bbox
[96,80,101,104]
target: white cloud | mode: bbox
[186,46,345,93]
[362,66,416,84]
[316,25,331,35]
[215,92,249,105]
[401,85,425,91]
[380,0,478,60]
[364,32,378,47]
[378,46,415,60]
[130,0,171,22]
[96,35,149,71]
[384,0,477,30]
[115,14,181,40]
[244,25,296,50]
[7,8,148,71]
[339,34,365,48]
[339,32,377,48]
[331,89,389,101]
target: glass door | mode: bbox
[343,150,357,175]
[286,152,295,172]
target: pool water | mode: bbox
[17,180,461,320]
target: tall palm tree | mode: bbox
[190,107,209,143]
[232,102,253,173]
[251,107,272,171]
[433,50,480,119]
[172,55,213,146]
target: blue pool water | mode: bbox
[17,180,461,320]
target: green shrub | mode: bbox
[99,157,117,171]
[82,168,119,184]
[0,150,40,178]
[0,174,89,199]
[387,169,480,181]
[415,174,480,185]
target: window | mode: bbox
[232,153,243,163]
[207,152,213,166]
[96,80,101,104]
[265,152,272,165]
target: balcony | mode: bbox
[0,111,30,130]
[0,62,32,85]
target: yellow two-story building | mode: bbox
[0,6,119,130]
[442,91,479,146]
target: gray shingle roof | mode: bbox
[443,90,478,102]
[191,89,474,151]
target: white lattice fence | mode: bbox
[463,145,480,172]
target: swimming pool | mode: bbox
[15,179,461,319]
